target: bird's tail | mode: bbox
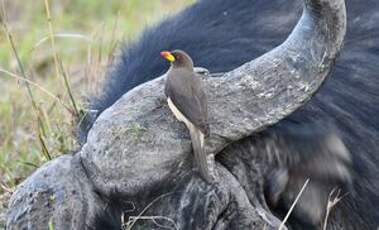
[189,126,214,183]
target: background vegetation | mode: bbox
[0,0,194,225]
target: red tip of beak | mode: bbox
[160,51,170,58]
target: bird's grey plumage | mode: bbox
[164,50,212,183]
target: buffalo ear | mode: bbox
[265,168,289,207]
[264,123,352,226]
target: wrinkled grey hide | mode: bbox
[6,0,348,229]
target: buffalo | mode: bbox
[6,0,379,229]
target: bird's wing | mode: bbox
[166,73,209,135]
[193,76,209,136]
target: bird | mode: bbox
[161,49,213,183]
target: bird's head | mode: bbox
[160,50,194,69]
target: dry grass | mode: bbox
[322,188,346,230]
[278,179,310,230]
[0,0,194,226]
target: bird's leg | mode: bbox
[194,67,226,78]
[194,67,210,76]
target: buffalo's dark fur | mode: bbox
[84,0,379,229]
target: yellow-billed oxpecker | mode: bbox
[161,50,213,183]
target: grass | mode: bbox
[278,179,310,230]
[0,0,194,198]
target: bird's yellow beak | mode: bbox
[160,51,176,62]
